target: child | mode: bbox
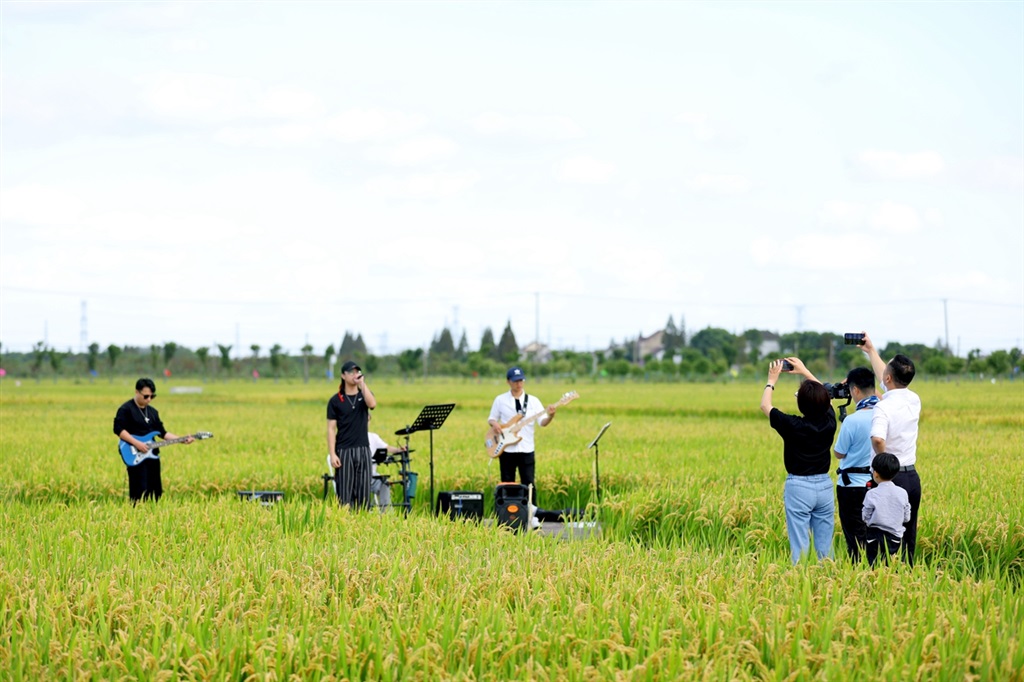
[861,452,913,565]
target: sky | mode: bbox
[2,1,1022,358]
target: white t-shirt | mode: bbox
[870,387,921,467]
[488,391,546,453]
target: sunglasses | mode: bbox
[139,393,156,400]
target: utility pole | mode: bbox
[943,298,950,352]
[80,301,88,353]
[534,292,540,344]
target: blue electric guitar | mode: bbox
[118,431,213,467]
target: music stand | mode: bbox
[394,403,455,515]
[587,422,612,504]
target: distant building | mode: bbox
[520,341,553,364]
[605,329,667,364]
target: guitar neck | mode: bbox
[150,434,193,448]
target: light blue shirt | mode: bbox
[835,406,874,487]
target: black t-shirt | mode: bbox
[769,407,836,476]
[113,399,166,439]
[327,390,370,451]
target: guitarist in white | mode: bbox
[113,378,193,503]
[487,366,558,520]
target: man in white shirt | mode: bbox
[861,332,922,565]
[487,366,558,511]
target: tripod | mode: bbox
[394,403,455,515]
[587,422,612,504]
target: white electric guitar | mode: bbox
[485,391,579,458]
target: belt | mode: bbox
[899,464,915,472]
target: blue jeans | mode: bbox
[783,474,834,563]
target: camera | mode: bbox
[823,382,851,400]
[844,333,866,346]
[781,360,794,371]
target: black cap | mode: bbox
[341,360,361,374]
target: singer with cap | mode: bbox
[327,360,377,509]
[487,366,558,511]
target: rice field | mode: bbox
[1,377,1022,680]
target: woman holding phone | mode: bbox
[760,357,836,563]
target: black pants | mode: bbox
[866,527,903,566]
[499,451,537,507]
[127,458,162,503]
[836,485,868,562]
[335,446,372,510]
[892,468,922,566]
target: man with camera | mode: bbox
[860,332,922,565]
[833,367,879,562]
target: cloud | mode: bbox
[817,200,865,227]
[676,112,716,142]
[366,135,458,166]
[471,112,584,140]
[141,72,323,123]
[869,201,922,234]
[556,156,616,184]
[323,108,425,143]
[956,156,1024,192]
[363,171,479,200]
[851,150,945,180]
[214,123,317,147]
[750,233,868,268]
[685,173,751,195]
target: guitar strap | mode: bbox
[515,394,528,416]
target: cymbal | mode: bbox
[394,427,415,435]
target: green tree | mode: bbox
[195,346,210,380]
[690,327,739,367]
[363,354,379,374]
[922,354,948,376]
[31,342,46,382]
[986,350,1012,376]
[48,347,67,382]
[250,344,261,381]
[456,331,469,361]
[217,344,233,380]
[163,342,178,373]
[663,316,681,358]
[742,329,764,365]
[324,344,336,379]
[301,343,313,383]
[480,328,496,359]
[148,344,161,372]
[398,348,424,379]
[269,344,284,381]
[430,328,455,357]
[87,342,100,382]
[496,320,518,364]
[106,344,121,383]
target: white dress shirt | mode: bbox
[870,387,921,467]
[488,391,546,453]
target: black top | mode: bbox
[114,400,167,441]
[327,390,370,451]
[769,407,836,476]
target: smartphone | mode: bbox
[844,333,866,346]
[781,360,794,371]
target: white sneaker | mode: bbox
[530,515,542,530]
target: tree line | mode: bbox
[1,316,1020,382]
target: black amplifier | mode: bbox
[436,491,484,520]
[494,483,530,532]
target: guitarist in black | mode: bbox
[487,366,558,515]
[113,378,193,503]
